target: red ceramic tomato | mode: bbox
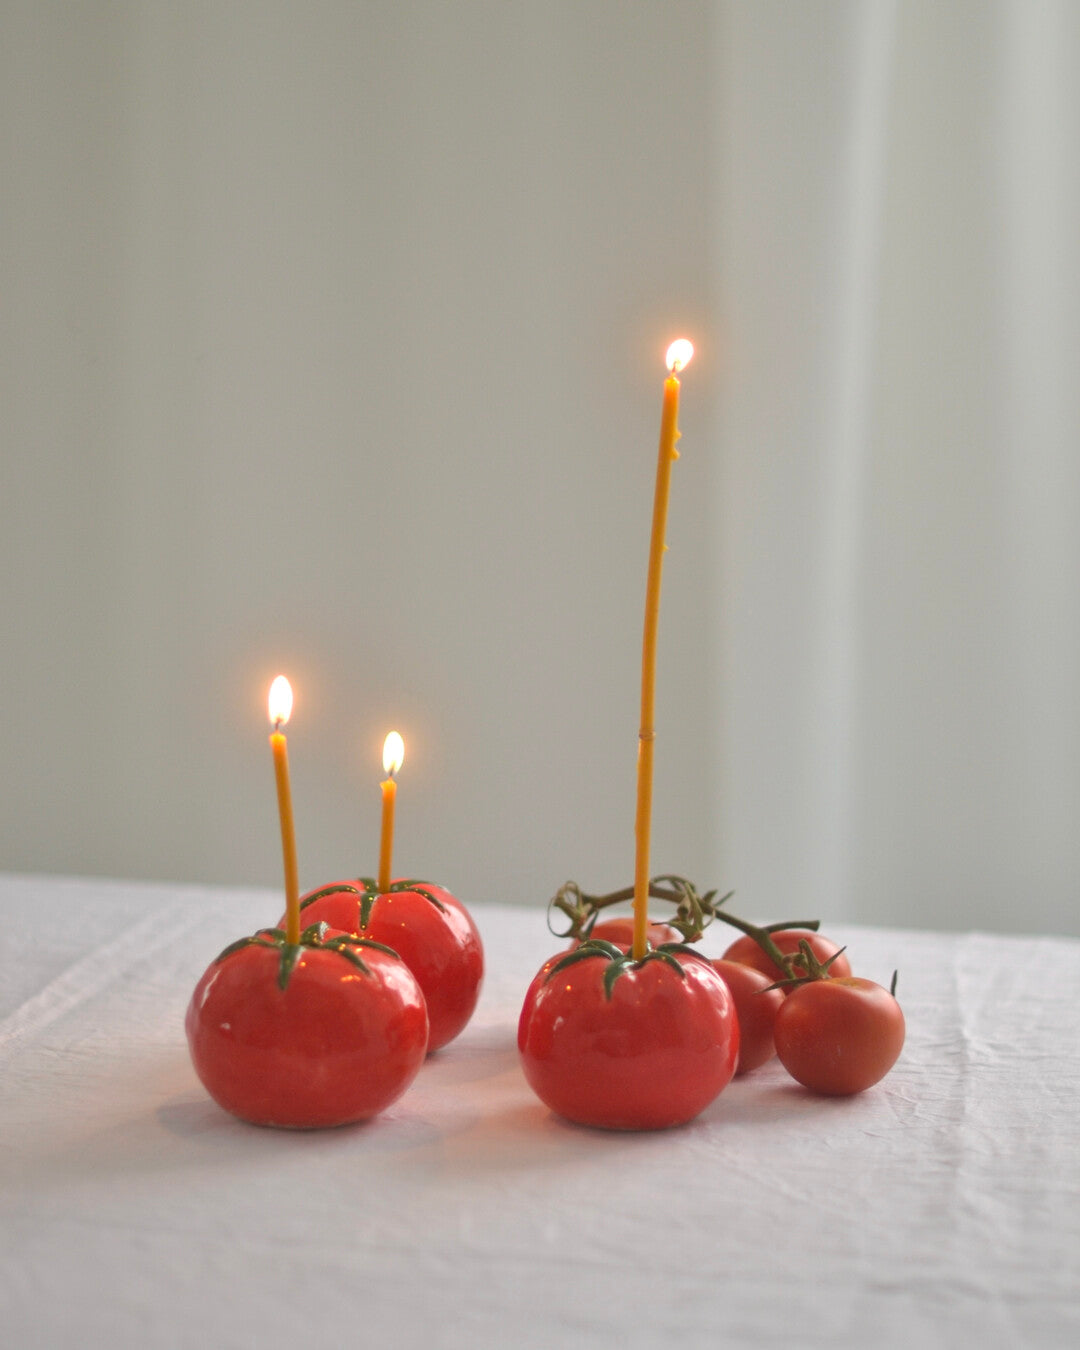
[186,927,428,1128]
[575,917,679,949]
[290,878,483,1052]
[773,975,905,1095]
[711,958,786,1075]
[721,929,852,988]
[518,941,739,1130]
[518,949,564,1038]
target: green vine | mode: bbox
[547,876,727,944]
[546,874,828,984]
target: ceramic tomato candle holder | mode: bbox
[518,937,740,1130]
[288,878,483,1052]
[187,921,429,1129]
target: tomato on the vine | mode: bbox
[186,926,429,1128]
[773,975,905,1095]
[710,958,785,1075]
[518,941,739,1130]
[289,878,483,1052]
[722,929,851,988]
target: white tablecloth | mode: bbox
[1,874,1077,1349]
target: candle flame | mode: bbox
[382,730,405,778]
[665,338,694,374]
[268,675,293,729]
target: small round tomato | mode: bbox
[721,929,851,988]
[773,976,905,1095]
[711,958,786,1075]
[518,943,739,1130]
[291,879,483,1053]
[575,917,679,950]
[186,929,429,1127]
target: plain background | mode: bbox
[3,1,1078,937]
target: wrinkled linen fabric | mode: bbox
[1,874,1077,1349]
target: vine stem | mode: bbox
[587,883,691,910]
[549,876,822,978]
[704,909,794,974]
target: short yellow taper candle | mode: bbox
[378,730,405,893]
[632,339,694,961]
[268,675,301,946]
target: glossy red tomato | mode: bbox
[186,930,428,1128]
[518,944,739,1130]
[290,879,483,1052]
[711,958,786,1075]
[575,917,679,949]
[721,929,852,988]
[518,949,564,1036]
[773,976,905,1095]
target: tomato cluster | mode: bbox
[714,928,905,1095]
[523,881,907,1126]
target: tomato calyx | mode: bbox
[545,937,708,1000]
[214,921,403,991]
[299,877,448,928]
[760,937,851,993]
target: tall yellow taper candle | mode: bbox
[268,675,301,946]
[632,339,694,960]
[378,730,405,893]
